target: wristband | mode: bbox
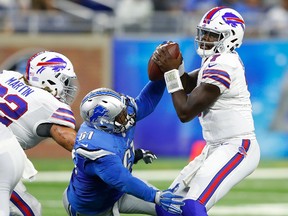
[154,191,161,204]
[164,69,184,93]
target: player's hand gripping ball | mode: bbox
[148,41,180,81]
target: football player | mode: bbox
[152,7,261,216]
[63,86,184,215]
[0,124,26,215]
[0,51,79,215]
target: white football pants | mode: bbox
[0,124,26,216]
[169,138,260,211]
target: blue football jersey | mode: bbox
[66,80,165,214]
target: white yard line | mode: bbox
[25,168,288,182]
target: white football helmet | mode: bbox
[25,51,79,105]
[80,88,136,133]
[195,7,245,58]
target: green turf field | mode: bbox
[25,158,288,216]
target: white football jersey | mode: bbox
[0,70,76,149]
[197,52,255,143]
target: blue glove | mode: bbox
[155,184,184,214]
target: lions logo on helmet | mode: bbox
[89,105,109,125]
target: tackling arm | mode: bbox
[85,154,184,214]
[50,124,77,152]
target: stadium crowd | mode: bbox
[0,0,287,37]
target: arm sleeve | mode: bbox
[134,80,166,121]
[36,123,53,137]
[84,154,157,203]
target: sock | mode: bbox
[182,199,208,216]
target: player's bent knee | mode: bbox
[182,199,208,216]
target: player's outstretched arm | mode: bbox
[83,153,184,214]
[50,124,77,152]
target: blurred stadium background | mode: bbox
[0,0,288,215]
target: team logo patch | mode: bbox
[90,105,109,123]
[36,57,67,74]
[222,12,245,29]
[238,146,247,156]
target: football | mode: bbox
[148,42,180,81]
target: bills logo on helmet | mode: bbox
[36,57,67,74]
[222,12,245,29]
[90,105,109,123]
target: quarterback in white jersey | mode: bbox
[0,51,79,216]
[152,7,260,216]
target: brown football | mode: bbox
[148,42,180,81]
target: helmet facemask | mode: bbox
[57,73,79,105]
[195,27,226,58]
[113,96,136,133]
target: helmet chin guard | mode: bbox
[195,7,245,58]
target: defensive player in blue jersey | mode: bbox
[63,82,185,216]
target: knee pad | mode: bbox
[182,199,208,216]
